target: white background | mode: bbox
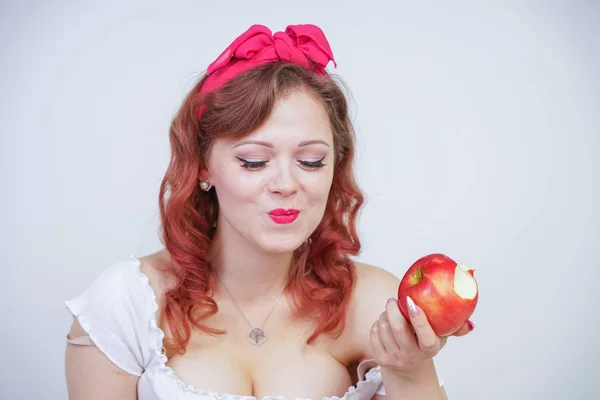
[1,1,599,399]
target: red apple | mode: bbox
[398,253,478,336]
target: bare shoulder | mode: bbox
[347,261,401,360]
[352,261,400,301]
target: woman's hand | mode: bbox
[370,296,473,378]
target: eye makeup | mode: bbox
[298,156,326,169]
[236,157,268,170]
[235,156,327,170]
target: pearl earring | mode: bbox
[200,180,212,191]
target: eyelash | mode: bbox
[236,157,327,170]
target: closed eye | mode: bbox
[236,156,327,171]
[299,156,327,169]
[236,157,268,170]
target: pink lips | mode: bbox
[268,208,300,224]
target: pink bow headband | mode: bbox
[196,24,337,119]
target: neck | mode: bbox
[210,226,293,307]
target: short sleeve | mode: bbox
[65,256,158,376]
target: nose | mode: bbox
[267,162,299,197]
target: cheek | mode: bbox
[227,175,263,196]
[304,169,334,205]
[213,165,262,205]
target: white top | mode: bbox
[65,255,444,400]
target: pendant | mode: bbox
[248,326,267,345]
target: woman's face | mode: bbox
[206,89,335,254]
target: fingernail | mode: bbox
[387,297,397,304]
[467,320,475,331]
[406,296,419,317]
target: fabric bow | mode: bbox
[196,24,336,118]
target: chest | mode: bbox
[162,303,360,399]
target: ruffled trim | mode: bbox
[128,255,385,400]
[327,364,382,400]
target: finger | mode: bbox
[451,320,475,337]
[438,335,448,349]
[370,320,387,359]
[385,298,417,350]
[405,296,442,356]
[378,311,401,354]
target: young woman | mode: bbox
[64,24,472,400]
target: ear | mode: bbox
[198,165,210,183]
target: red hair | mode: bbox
[158,62,364,355]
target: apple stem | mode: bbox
[410,267,424,285]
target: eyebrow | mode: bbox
[232,139,330,148]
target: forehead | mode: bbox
[237,89,333,146]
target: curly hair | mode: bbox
[158,62,364,355]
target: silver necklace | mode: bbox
[215,271,288,346]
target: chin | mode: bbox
[255,232,306,254]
